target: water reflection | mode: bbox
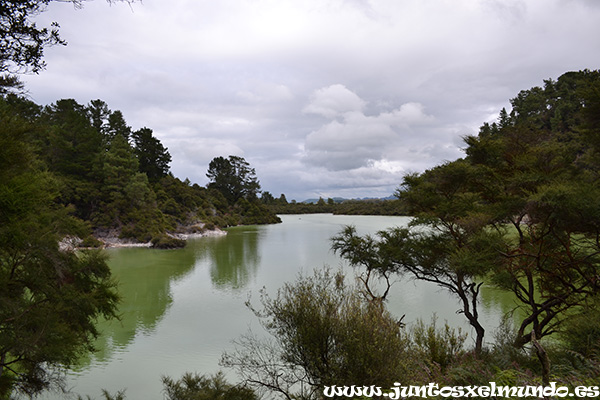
[74,246,198,367]
[480,283,528,327]
[191,227,261,290]
[75,228,262,369]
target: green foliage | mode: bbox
[151,234,186,249]
[442,70,600,382]
[559,298,600,357]
[0,106,119,397]
[221,267,415,399]
[269,197,406,215]
[330,70,600,385]
[206,155,261,205]
[0,0,65,92]
[132,127,171,181]
[203,155,280,225]
[105,109,131,142]
[0,95,279,249]
[77,389,127,400]
[332,194,501,355]
[162,372,258,400]
[410,315,467,371]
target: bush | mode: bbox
[151,234,186,249]
[221,267,415,399]
[162,372,257,400]
[80,235,103,248]
[560,299,600,357]
[410,314,467,372]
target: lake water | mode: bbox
[52,214,514,399]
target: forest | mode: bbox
[1,95,280,249]
[264,195,408,215]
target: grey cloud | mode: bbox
[22,0,600,199]
[302,86,436,172]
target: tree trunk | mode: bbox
[473,324,485,356]
[458,284,485,357]
[531,331,551,386]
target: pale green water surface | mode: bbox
[48,214,514,399]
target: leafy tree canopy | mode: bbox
[0,102,119,397]
[206,155,261,205]
[132,127,172,182]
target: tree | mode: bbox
[41,99,103,178]
[95,134,163,241]
[39,98,104,220]
[259,191,275,205]
[332,160,504,356]
[87,99,111,135]
[0,104,119,397]
[96,134,141,225]
[105,110,131,143]
[206,156,261,205]
[0,0,64,92]
[131,127,172,181]
[333,222,492,356]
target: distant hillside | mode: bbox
[301,195,396,204]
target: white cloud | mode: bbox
[303,84,366,118]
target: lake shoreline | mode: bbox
[98,228,229,248]
[59,227,228,251]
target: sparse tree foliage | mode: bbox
[162,371,258,400]
[0,0,137,93]
[0,0,64,82]
[221,268,414,399]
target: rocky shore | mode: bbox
[59,226,227,251]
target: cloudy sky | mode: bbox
[24,0,600,200]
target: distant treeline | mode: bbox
[262,194,407,215]
[0,95,279,248]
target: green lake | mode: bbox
[52,214,516,399]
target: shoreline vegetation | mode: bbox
[0,96,282,252]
